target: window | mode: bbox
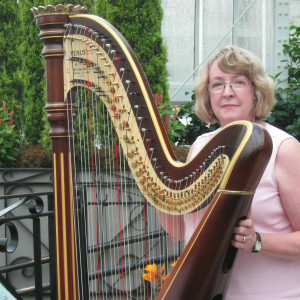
[162,0,295,104]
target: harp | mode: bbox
[31,5,272,300]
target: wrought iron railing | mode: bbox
[0,169,183,299]
[0,191,56,299]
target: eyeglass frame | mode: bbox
[207,78,253,94]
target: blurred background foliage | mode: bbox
[0,0,299,167]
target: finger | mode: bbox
[236,218,254,228]
[231,239,247,250]
[232,226,246,235]
[232,234,247,243]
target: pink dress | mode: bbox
[184,123,300,299]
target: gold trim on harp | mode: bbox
[38,22,67,26]
[159,192,223,299]
[69,14,178,167]
[69,14,254,171]
[63,16,255,214]
[53,152,78,299]
[217,189,255,195]
[42,30,66,34]
[40,36,65,40]
[43,49,64,52]
[53,153,62,298]
[39,30,66,39]
[218,121,253,189]
[46,103,74,106]
[60,153,70,299]
[43,54,64,58]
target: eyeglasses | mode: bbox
[207,78,252,94]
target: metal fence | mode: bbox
[0,169,183,299]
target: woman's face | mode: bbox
[208,61,256,127]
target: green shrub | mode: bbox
[267,24,300,140]
[173,25,300,145]
[0,101,21,167]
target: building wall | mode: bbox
[162,0,299,105]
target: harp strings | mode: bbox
[64,22,230,215]
[64,24,178,299]
[64,25,86,299]
[63,20,229,299]
[65,25,102,298]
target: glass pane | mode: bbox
[233,0,263,57]
[162,0,195,103]
[290,0,300,25]
[198,0,274,73]
[200,0,233,62]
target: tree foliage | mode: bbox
[267,25,300,140]
[19,0,46,144]
[0,1,298,167]
[0,101,20,167]
[0,0,23,131]
[96,0,169,101]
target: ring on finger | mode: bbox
[243,235,247,243]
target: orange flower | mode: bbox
[143,264,166,285]
[143,262,177,289]
[162,272,170,282]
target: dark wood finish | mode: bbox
[34,13,79,300]
[157,124,272,300]
[67,15,266,187]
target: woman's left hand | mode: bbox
[231,219,257,252]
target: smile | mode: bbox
[222,104,239,108]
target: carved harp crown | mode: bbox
[32,5,272,300]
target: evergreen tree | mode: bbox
[0,0,23,131]
[96,0,169,100]
[18,0,46,144]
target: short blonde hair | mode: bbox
[195,46,276,124]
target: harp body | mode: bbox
[32,5,272,300]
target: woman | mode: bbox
[159,46,300,299]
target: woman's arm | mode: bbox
[231,138,300,260]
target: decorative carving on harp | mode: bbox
[31,5,272,300]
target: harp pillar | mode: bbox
[31,5,86,300]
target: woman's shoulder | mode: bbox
[265,123,295,141]
[264,123,299,166]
